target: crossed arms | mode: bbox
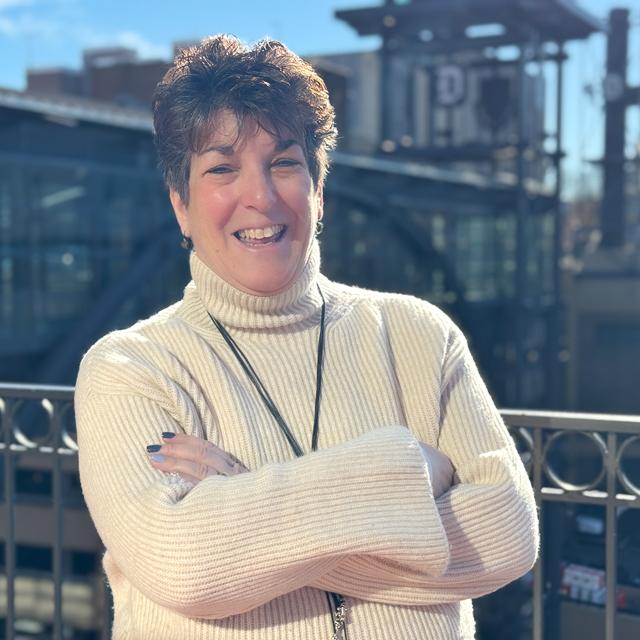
[74,329,538,620]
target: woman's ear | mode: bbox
[169,189,190,236]
[315,185,324,222]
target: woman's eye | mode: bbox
[273,159,299,168]
[206,165,233,175]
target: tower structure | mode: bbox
[568,8,640,413]
[335,0,601,406]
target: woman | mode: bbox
[74,35,538,640]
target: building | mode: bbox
[317,0,600,408]
[27,46,171,109]
[566,8,640,414]
[0,87,188,385]
[13,2,605,409]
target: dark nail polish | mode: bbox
[146,444,162,453]
[162,432,176,439]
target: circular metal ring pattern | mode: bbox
[617,435,640,497]
[0,397,6,442]
[508,426,534,475]
[12,399,54,449]
[59,401,79,451]
[542,430,607,492]
[2,394,77,453]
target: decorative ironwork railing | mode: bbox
[0,383,106,640]
[1,383,639,640]
[502,409,640,640]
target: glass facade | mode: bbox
[0,106,189,384]
[321,171,557,407]
[0,97,557,401]
[322,195,554,306]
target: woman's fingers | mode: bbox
[145,432,248,481]
[148,451,214,481]
[418,441,455,499]
[162,433,247,475]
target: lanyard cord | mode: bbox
[208,285,347,640]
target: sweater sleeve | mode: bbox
[74,351,450,620]
[308,326,539,605]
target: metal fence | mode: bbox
[502,409,640,640]
[0,383,108,640]
[1,383,640,640]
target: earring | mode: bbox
[315,221,324,237]
[180,233,193,251]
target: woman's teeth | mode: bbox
[236,224,285,241]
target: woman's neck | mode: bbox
[187,241,323,330]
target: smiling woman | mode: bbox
[73,34,538,640]
[169,111,323,296]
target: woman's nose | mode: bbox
[239,168,276,212]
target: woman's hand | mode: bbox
[419,442,455,499]
[146,432,249,484]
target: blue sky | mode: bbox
[0,0,638,198]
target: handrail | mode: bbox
[1,382,639,640]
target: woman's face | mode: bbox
[170,111,323,296]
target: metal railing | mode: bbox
[502,409,640,640]
[1,383,640,640]
[1,383,109,640]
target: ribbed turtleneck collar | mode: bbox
[184,241,323,330]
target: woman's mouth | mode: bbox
[233,224,287,246]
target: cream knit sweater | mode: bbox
[74,242,538,640]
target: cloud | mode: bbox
[0,12,60,38]
[0,0,169,68]
[106,31,171,60]
[0,0,33,9]
[67,22,169,60]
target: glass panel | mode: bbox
[455,215,499,302]
[43,245,92,321]
[496,215,516,298]
[525,212,554,301]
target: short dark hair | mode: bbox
[152,34,337,203]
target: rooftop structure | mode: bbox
[333,0,602,409]
[0,86,152,131]
[336,0,602,52]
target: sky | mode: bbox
[0,0,638,198]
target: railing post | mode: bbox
[52,400,64,640]
[2,398,16,640]
[532,426,544,640]
[605,432,618,640]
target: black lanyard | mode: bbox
[209,285,348,640]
